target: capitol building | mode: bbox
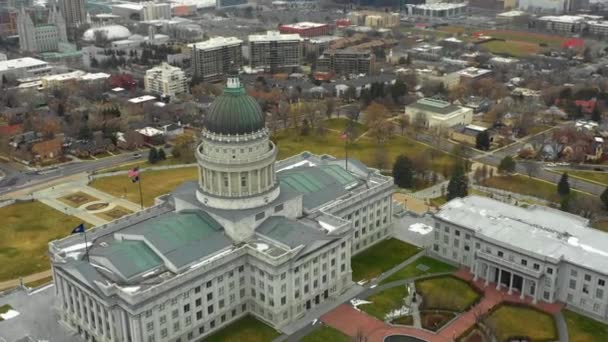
[49,73,395,342]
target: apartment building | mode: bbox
[248,31,303,72]
[316,49,375,76]
[144,63,188,99]
[189,37,243,81]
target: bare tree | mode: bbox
[396,114,409,135]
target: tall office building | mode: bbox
[49,73,395,342]
[17,6,68,52]
[188,37,243,81]
[248,31,303,73]
[58,0,86,28]
[144,62,188,99]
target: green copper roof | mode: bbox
[93,240,162,279]
[205,83,265,135]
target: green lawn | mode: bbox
[360,285,409,320]
[100,157,185,173]
[351,238,421,281]
[380,256,456,285]
[324,118,367,138]
[481,175,595,204]
[301,325,350,342]
[564,309,608,342]
[0,201,86,281]
[480,40,540,57]
[0,304,13,321]
[487,305,557,342]
[561,170,608,186]
[591,219,608,232]
[273,124,459,174]
[90,167,198,207]
[204,315,280,342]
[25,275,53,288]
[416,276,480,312]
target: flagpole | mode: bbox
[83,227,89,262]
[138,173,144,210]
[345,137,348,172]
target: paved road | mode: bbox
[0,151,150,197]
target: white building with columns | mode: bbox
[48,72,395,342]
[432,196,608,323]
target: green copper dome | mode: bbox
[204,77,265,135]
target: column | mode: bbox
[248,170,253,195]
[109,310,115,341]
[496,268,501,290]
[227,171,232,196]
[484,263,490,287]
[520,278,525,300]
[257,169,262,192]
[473,261,479,281]
[532,280,538,304]
[121,310,129,342]
[508,272,514,295]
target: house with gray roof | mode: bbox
[49,72,395,342]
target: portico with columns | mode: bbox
[472,257,542,304]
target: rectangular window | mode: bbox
[255,212,265,221]
[585,274,592,282]
[274,204,284,212]
[521,259,528,266]
[569,279,577,290]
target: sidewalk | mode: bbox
[0,270,52,291]
[279,283,365,335]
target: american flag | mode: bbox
[128,167,140,183]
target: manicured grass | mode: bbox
[58,191,98,207]
[391,315,413,326]
[324,118,367,138]
[360,285,409,320]
[480,175,595,204]
[475,29,567,46]
[564,309,608,342]
[273,127,459,175]
[591,219,608,232]
[25,275,53,288]
[562,170,608,186]
[204,315,280,342]
[380,256,456,285]
[100,157,184,173]
[0,304,13,321]
[95,206,133,221]
[90,167,198,207]
[416,276,480,312]
[480,40,541,57]
[351,238,421,281]
[301,325,350,342]
[0,201,86,281]
[487,304,557,342]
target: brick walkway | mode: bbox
[322,268,564,342]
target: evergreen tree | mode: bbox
[447,164,468,201]
[600,187,608,210]
[148,147,159,164]
[557,172,570,196]
[498,156,516,174]
[591,105,602,123]
[158,148,166,160]
[392,155,414,189]
[475,131,491,150]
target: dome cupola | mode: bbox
[204,73,265,136]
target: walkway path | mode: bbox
[0,270,52,292]
[322,268,565,342]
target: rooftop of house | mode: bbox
[436,196,608,275]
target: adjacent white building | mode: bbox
[49,73,395,342]
[432,196,608,323]
[0,57,52,86]
[405,98,473,128]
[144,63,188,99]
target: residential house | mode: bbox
[31,136,63,161]
[116,130,145,150]
[161,123,184,139]
[136,126,165,145]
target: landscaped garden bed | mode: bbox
[420,310,456,331]
[416,275,481,312]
